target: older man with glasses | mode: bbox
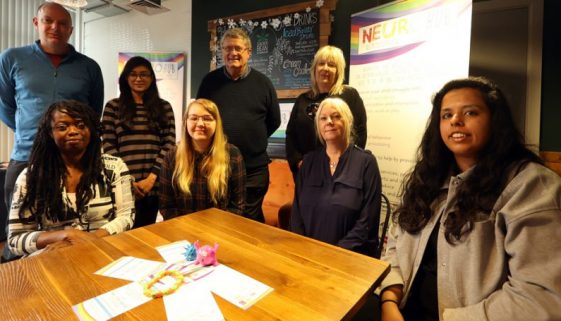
[197,28,280,223]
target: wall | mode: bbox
[540,0,561,151]
[2,0,558,163]
[82,0,192,118]
[192,0,560,154]
[0,0,67,162]
[470,0,543,153]
[191,0,386,98]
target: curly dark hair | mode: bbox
[395,77,542,243]
[19,100,106,224]
[118,56,168,130]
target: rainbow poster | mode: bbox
[349,0,472,204]
[118,52,186,140]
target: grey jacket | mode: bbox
[380,162,561,321]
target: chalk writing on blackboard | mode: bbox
[215,9,320,92]
[208,0,336,99]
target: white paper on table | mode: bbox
[200,264,273,310]
[72,281,151,321]
[156,240,192,263]
[95,256,164,281]
[79,252,271,320]
[164,280,224,321]
[140,262,213,285]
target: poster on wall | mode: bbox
[349,0,472,204]
[118,52,186,139]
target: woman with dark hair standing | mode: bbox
[102,56,176,228]
[8,100,134,257]
[379,77,561,321]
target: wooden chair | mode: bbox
[262,160,294,227]
[277,202,292,230]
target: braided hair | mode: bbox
[19,100,106,224]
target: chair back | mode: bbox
[375,193,392,258]
[277,202,292,230]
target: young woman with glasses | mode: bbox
[158,99,245,218]
[102,56,176,228]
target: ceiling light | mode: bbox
[46,0,88,9]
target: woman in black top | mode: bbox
[285,45,367,180]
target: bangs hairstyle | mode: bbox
[19,100,105,223]
[118,56,167,130]
[173,99,230,205]
[315,97,354,147]
[310,45,346,98]
[220,28,252,51]
[395,76,541,243]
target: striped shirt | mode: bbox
[7,154,135,256]
[101,98,176,195]
[159,144,246,218]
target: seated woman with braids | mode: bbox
[7,100,135,257]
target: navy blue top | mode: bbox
[290,145,382,256]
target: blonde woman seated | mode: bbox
[290,98,381,257]
[8,100,135,257]
[159,99,245,218]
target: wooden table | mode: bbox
[0,208,390,321]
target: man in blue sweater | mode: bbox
[0,2,104,260]
[197,28,280,223]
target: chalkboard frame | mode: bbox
[207,0,337,99]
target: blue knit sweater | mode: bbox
[0,40,104,161]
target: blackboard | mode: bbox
[208,0,337,99]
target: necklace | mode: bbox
[329,162,337,168]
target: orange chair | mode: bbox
[262,160,295,227]
[277,202,292,230]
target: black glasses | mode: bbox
[187,114,215,124]
[306,102,320,120]
[128,72,152,80]
[222,46,248,53]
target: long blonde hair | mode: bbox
[173,99,230,205]
[310,45,346,98]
